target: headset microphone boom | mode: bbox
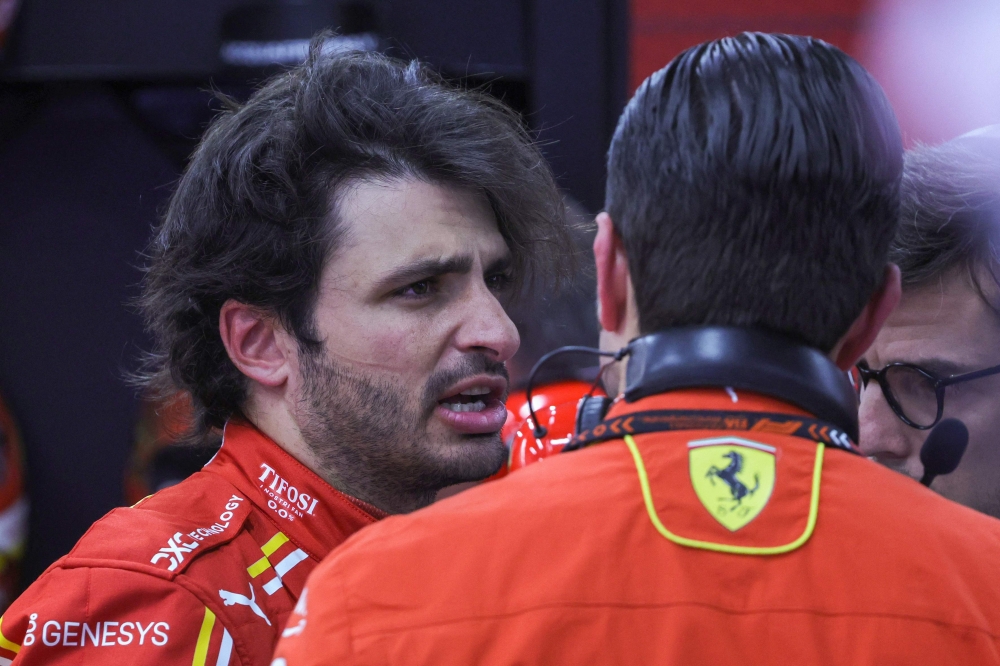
[919,418,969,487]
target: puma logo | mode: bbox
[219,584,271,626]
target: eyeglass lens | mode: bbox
[881,365,939,427]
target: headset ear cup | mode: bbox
[575,395,613,436]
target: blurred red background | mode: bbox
[630,0,1000,147]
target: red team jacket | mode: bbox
[0,421,382,666]
[273,390,1000,664]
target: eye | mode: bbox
[399,280,433,298]
[486,272,513,293]
[409,281,430,295]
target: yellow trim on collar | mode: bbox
[624,434,823,555]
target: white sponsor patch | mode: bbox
[149,495,245,570]
[258,464,319,522]
[25,617,169,648]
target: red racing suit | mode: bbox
[0,421,382,666]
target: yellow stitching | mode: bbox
[624,434,823,555]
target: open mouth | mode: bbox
[434,377,508,434]
[439,386,492,413]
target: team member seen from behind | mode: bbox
[859,127,1000,518]
[0,43,569,666]
[274,34,1000,665]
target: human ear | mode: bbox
[594,212,631,334]
[832,264,902,370]
[218,300,292,388]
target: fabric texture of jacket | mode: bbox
[0,421,381,666]
[273,388,1000,665]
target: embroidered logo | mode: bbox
[258,464,319,522]
[688,437,776,531]
[219,584,271,626]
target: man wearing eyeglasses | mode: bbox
[858,127,1000,518]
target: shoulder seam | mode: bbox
[52,558,175,581]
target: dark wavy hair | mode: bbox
[139,40,569,437]
[606,33,903,351]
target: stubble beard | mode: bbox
[296,347,508,514]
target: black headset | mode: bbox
[525,326,859,445]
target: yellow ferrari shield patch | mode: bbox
[688,437,776,531]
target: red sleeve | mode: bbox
[0,565,242,666]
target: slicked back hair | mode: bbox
[140,40,569,436]
[892,132,1000,304]
[606,33,903,351]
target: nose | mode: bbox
[858,382,924,478]
[453,282,520,363]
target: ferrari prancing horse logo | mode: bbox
[688,437,776,531]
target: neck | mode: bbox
[243,395,435,515]
[243,396,324,477]
[314,468,436,515]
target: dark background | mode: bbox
[0,0,628,584]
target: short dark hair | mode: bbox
[892,130,1000,302]
[606,33,903,351]
[140,41,569,436]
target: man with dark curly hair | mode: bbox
[0,42,569,666]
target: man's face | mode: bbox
[859,268,1000,518]
[292,177,519,512]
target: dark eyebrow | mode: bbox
[374,255,474,293]
[483,253,512,276]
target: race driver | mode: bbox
[273,34,1000,665]
[0,41,569,665]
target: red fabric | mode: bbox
[274,389,1000,665]
[0,422,379,665]
[629,0,868,94]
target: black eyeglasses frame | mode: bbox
[856,360,1000,429]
